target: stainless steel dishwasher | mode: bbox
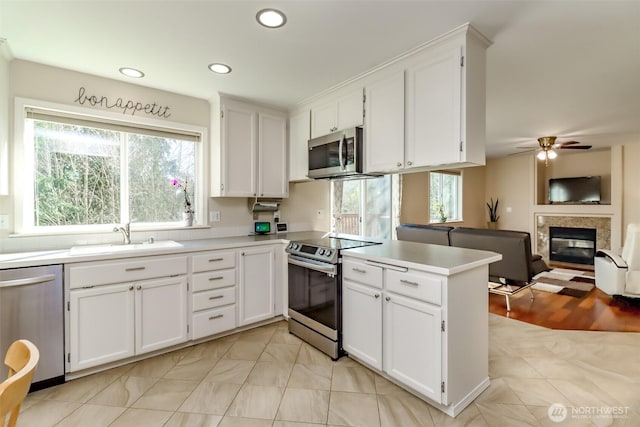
[0,264,64,391]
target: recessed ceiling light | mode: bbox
[208,63,232,74]
[119,67,144,78]
[256,8,286,28]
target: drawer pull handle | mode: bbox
[209,276,224,281]
[400,279,419,287]
[125,267,145,272]
[352,268,366,273]
[209,258,224,262]
[209,314,224,320]
[209,295,224,300]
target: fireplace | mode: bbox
[549,226,597,265]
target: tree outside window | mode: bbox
[26,112,198,231]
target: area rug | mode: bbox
[532,268,596,298]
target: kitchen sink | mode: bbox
[69,240,183,256]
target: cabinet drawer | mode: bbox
[192,251,236,273]
[192,305,237,340]
[343,259,383,289]
[386,269,442,305]
[69,255,187,288]
[192,269,236,292]
[192,286,236,312]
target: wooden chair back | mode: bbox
[0,340,40,427]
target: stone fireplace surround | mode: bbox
[536,215,611,267]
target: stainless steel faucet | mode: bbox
[114,223,131,244]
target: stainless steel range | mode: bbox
[286,235,380,359]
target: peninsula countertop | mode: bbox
[343,239,502,275]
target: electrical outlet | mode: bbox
[0,214,9,230]
[209,211,221,222]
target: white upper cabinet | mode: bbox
[288,109,311,182]
[311,88,364,138]
[211,95,288,198]
[364,70,406,173]
[258,112,288,197]
[405,26,490,169]
[406,45,462,168]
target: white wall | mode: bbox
[0,60,329,252]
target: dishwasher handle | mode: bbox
[0,274,56,289]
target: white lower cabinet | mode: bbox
[342,254,491,417]
[239,246,275,326]
[67,255,189,372]
[136,276,188,354]
[383,293,442,403]
[190,250,237,340]
[342,279,382,370]
[69,283,135,371]
[69,276,188,372]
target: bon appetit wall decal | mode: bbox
[73,86,172,118]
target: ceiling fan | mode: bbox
[519,136,592,166]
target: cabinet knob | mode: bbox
[241,252,245,256]
[136,285,142,290]
[406,161,413,166]
[129,286,134,291]
[385,296,391,302]
[396,162,402,167]
[374,293,380,298]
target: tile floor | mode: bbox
[19,315,640,426]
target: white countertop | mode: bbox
[343,240,502,276]
[0,231,325,269]
[0,232,500,275]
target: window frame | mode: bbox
[429,170,462,223]
[13,97,207,235]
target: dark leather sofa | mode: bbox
[396,224,549,284]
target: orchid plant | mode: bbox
[171,177,194,213]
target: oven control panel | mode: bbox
[286,242,336,263]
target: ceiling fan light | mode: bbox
[547,149,558,159]
[537,150,547,160]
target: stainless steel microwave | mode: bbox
[307,126,366,179]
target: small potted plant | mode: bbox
[171,177,194,226]
[433,203,447,223]
[486,197,500,229]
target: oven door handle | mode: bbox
[288,255,338,275]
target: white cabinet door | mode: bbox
[406,46,462,168]
[288,109,311,182]
[69,283,135,371]
[239,246,275,326]
[258,112,288,197]
[221,101,257,196]
[365,71,405,173]
[383,293,443,403]
[342,279,383,370]
[136,276,188,355]
[336,88,364,131]
[311,88,363,138]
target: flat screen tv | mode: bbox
[549,176,601,204]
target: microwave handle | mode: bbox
[339,132,347,170]
[338,133,344,170]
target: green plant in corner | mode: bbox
[486,197,500,222]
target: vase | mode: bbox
[487,221,498,230]
[183,212,194,227]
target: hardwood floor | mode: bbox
[489,287,640,332]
